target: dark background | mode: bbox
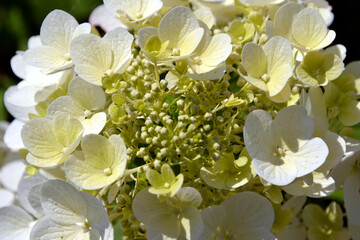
[0,0,358,120]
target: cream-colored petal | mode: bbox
[344,171,360,225]
[158,6,200,49]
[40,10,78,52]
[68,77,106,111]
[70,34,112,85]
[242,42,267,78]
[103,27,134,74]
[40,179,87,224]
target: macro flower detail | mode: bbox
[64,134,127,190]
[201,191,276,239]
[30,179,112,240]
[2,0,360,239]
[24,10,91,73]
[241,36,293,102]
[21,113,83,168]
[70,27,134,86]
[244,105,329,186]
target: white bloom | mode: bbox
[30,179,112,240]
[244,105,329,186]
[47,77,107,135]
[64,134,127,190]
[238,0,284,7]
[187,22,232,80]
[132,187,203,240]
[70,27,133,86]
[89,4,127,32]
[282,171,335,198]
[104,0,163,23]
[138,6,204,62]
[21,113,83,167]
[266,2,335,51]
[201,191,276,239]
[241,36,293,101]
[0,160,26,192]
[0,206,35,240]
[24,10,91,73]
[3,120,26,150]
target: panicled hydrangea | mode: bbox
[2,0,360,239]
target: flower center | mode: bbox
[104,167,112,176]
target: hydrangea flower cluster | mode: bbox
[1,0,360,239]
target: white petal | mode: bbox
[18,172,47,218]
[81,191,110,238]
[241,42,267,78]
[28,35,42,48]
[158,6,200,49]
[68,77,106,111]
[286,138,328,178]
[194,8,215,29]
[27,183,46,216]
[3,120,25,150]
[272,105,314,150]
[0,189,14,208]
[344,171,360,225]
[222,192,274,238]
[70,34,112,86]
[72,23,92,39]
[0,206,33,240]
[30,217,84,240]
[263,36,293,71]
[103,27,134,74]
[200,33,232,67]
[244,110,275,160]
[132,188,172,224]
[40,10,78,52]
[0,160,26,191]
[47,96,85,119]
[172,187,202,208]
[24,45,68,69]
[10,53,26,79]
[40,179,88,224]
[89,5,127,32]
[4,83,38,121]
[82,112,107,135]
[317,132,346,172]
[306,173,335,198]
[180,206,203,240]
[146,213,180,240]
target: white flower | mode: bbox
[187,21,232,80]
[200,191,276,239]
[104,0,163,23]
[282,171,335,198]
[0,206,35,240]
[132,187,203,240]
[30,179,112,240]
[70,27,134,86]
[47,77,107,135]
[24,10,91,73]
[138,6,204,62]
[21,113,83,167]
[89,5,127,32]
[238,0,284,7]
[64,134,127,190]
[266,2,335,51]
[244,105,329,186]
[241,36,293,102]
